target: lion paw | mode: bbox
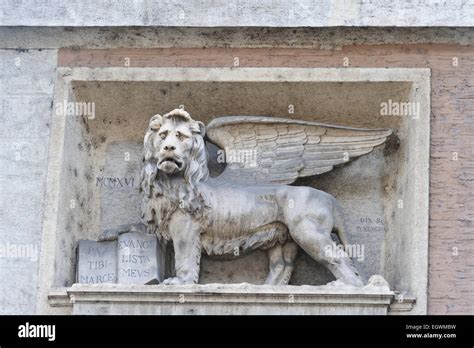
[97,228,119,242]
[162,277,194,285]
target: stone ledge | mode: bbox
[47,288,72,308]
[389,294,417,315]
[48,283,414,315]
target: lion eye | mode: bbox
[176,132,187,141]
[159,132,168,140]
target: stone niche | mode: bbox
[38,67,429,315]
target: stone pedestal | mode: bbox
[49,282,414,315]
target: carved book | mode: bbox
[76,233,163,284]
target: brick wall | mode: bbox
[58,46,474,314]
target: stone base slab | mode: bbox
[48,283,414,315]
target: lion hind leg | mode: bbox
[290,220,363,287]
[264,244,284,285]
[278,241,298,285]
[264,241,298,285]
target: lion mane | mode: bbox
[140,109,210,241]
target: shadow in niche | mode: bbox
[199,249,336,286]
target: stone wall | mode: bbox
[0,49,56,314]
[0,26,472,314]
[1,0,472,27]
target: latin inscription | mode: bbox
[117,232,159,284]
[76,240,117,284]
[76,233,162,285]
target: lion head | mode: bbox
[140,108,209,235]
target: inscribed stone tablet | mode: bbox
[76,240,117,284]
[117,232,161,284]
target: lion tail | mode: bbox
[332,198,349,247]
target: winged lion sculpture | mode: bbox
[99,108,392,286]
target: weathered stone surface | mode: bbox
[117,233,162,284]
[76,240,117,284]
[99,142,141,231]
[0,49,56,315]
[0,0,472,27]
[1,27,473,50]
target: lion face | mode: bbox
[141,109,209,230]
[154,119,193,174]
[144,108,206,177]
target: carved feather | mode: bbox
[206,116,392,185]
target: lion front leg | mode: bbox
[162,214,202,285]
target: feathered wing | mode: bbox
[205,116,392,185]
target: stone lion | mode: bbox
[100,108,392,286]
